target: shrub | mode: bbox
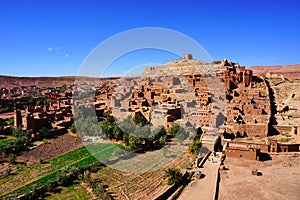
[164,167,183,185]
[188,140,202,155]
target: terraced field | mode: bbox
[0,142,116,199]
[1,134,191,200]
[38,146,191,199]
[97,153,190,199]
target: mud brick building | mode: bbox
[96,55,270,136]
[225,144,260,160]
[14,98,73,137]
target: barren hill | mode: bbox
[0,75,118,88]
[249,64,300,79]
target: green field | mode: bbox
[1,142,118,199]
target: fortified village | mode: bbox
[0,54,299,200]
[79,54,300,160]
[10,54,300,161]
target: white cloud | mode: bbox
[47,47,53,51]
[64,54,69,58]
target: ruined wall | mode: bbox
[226,140,269,153]
[232,124,268,138]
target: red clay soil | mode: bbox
[16,133,84,166]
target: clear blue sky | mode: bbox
[0,0,299,77]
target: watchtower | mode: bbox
[182,54,193,60]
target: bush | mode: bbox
[164,167,183,185]
[279,137,291,143]
[169,124,180,137]
[175,127,189,142]
[188,140,202,155]
[93,183,109,200]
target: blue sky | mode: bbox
[0,0,299,77]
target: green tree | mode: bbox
[70,123,77,133]
[113,125,124,141]
[39,127,49,139]
[164,167,183,185]
[159,136,167,146]
[123,134,129,146]
[169,124,180,137]
[174,126,189,142]
[133,114,147,125]
[99,120,114,139]
[103,112,111,119]
[128,136,143,152]
[188,140,202,155]
[12,126,23,138]
[93,183,109,200]
[153,126,166,141]
[133,125,151,139]
[14,136,29,152]
[76,116,102,137]
[3,126,13,135]
[56,170,68,186]
[118,116,135,134]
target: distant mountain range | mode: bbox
[1,64,299,88]
[0,75,118,88]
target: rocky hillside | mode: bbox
[249,64,300,79]
[249,65,300,126]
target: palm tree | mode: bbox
[164,167,183,185]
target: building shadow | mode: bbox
[257,171,263,176]
[259,152,272,161]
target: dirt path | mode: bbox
[178,152,222,200]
